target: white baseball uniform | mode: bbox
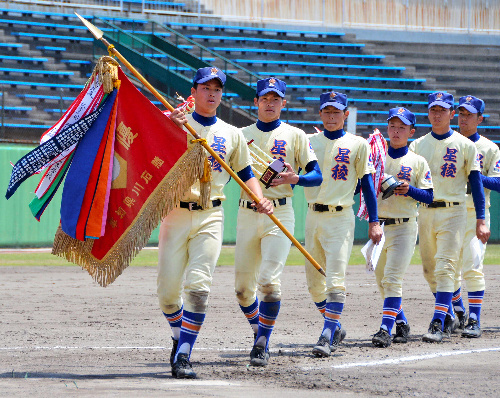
[235,122,316,306]
[158,114,252,314]
[409,131,480,293]
[375,149,433,298]
[456,135,500,292]
[305,131,374,303]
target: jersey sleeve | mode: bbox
[415,157,433,190]
[229,127,253,173]
[295,130,318,170]
[465,140,481,175]
[408,140,416,153]
[355,139,375,178]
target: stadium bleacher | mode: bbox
[0,3,498,142]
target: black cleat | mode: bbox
[444,313,460,334]
[456,310,468,331]
[330,326,346,352]
[249,345,270,366]
[312,335,331,358]
[393,323,410,344]
[462,318,482,338]
[422,319,445,343]
[170,337,178,367]
[171,353,196,379]
[372,328,392,348]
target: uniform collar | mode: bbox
[431,129,453,140]
[388,145,408,159]
[324,128,345,140]
[192,111,217,127]
[468,132,480,142]
[256,119,281,132]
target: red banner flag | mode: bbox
[53,68,205,286]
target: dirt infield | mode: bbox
[1,263,500,397]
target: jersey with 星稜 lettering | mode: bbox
[378,150,433,218]
[305,131,374,206]
[240,122,317,200]
[409,130,479,203]
[181,113,252,202]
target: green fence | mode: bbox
[2,144,500,247]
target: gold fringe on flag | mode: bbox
[52,143,206,287]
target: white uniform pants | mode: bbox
[157,206,223,314]
[305,206,355,303]
[234,203,294,306]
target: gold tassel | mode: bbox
[91,56,120,94]
[198,156,212,209]
[52,144,206,287]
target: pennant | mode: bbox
[53,68,206,287]
[60,89,118,239]
[5,101,108,200]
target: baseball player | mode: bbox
[452,95,500,338]
[234,77,322,367]
[409,91,489,343]
[162,67,273,378]
[371,107,434,348]
[304,91,383,357]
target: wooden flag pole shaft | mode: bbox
[77,15,325,277]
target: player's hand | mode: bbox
[369,221,383,245]
[169,108,188,128]
[476,219,490,244]
[252,197,273,215]
[271,162,299,186]
[394,181,410,195]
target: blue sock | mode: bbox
[315,300,326,317]
[240,298,259,331]
[452,288,466,313]
[468,290,484,326]
[381,297,401,335]
[433,292,453,329]
[255,301,281,350]
[163,307,183,339]
[174,310,205,361]
[395,305,408,324]
[323,301,344,343]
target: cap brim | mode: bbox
[387,115,412,125]
[428,100,452,109]
[258,87,285,97]
[320,101,346,111]
[458,103,478,113]
[196,76,225,86]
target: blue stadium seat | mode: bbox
[36,46,66,52]
[255,71,425,84]
[0,42,22,48]
[211,47,384,59]
[0,67,73,76]
[0,80,81,89]
[0,55,47,63]
[187,35,364,48]
[297,97,428,106]
[11,32,93,42]
[17,94,76,101]
[232,59,405,72]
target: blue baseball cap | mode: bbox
[319,91,348,111]
[458,95,485,114]
[193,67,226,86]
[256,77,286,97]
[428,91,454,109]
[387,107,416,125]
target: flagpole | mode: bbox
[75,13,325,277]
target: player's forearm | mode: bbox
[469,170,486,220]
[406,186,433,204]
[297,161,322,187]
[481,175,500,192]
[361,174,379,223]
[244,176,265,200]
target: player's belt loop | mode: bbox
[180,199,222,211]
[424,201,460,208]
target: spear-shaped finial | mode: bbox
[75,12,104,40]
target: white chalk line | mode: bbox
[302,346,500,371]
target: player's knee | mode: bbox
[327,291,346,303]
[259,284,281,302]
[186,290,209,313]
[235,288,256,306]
